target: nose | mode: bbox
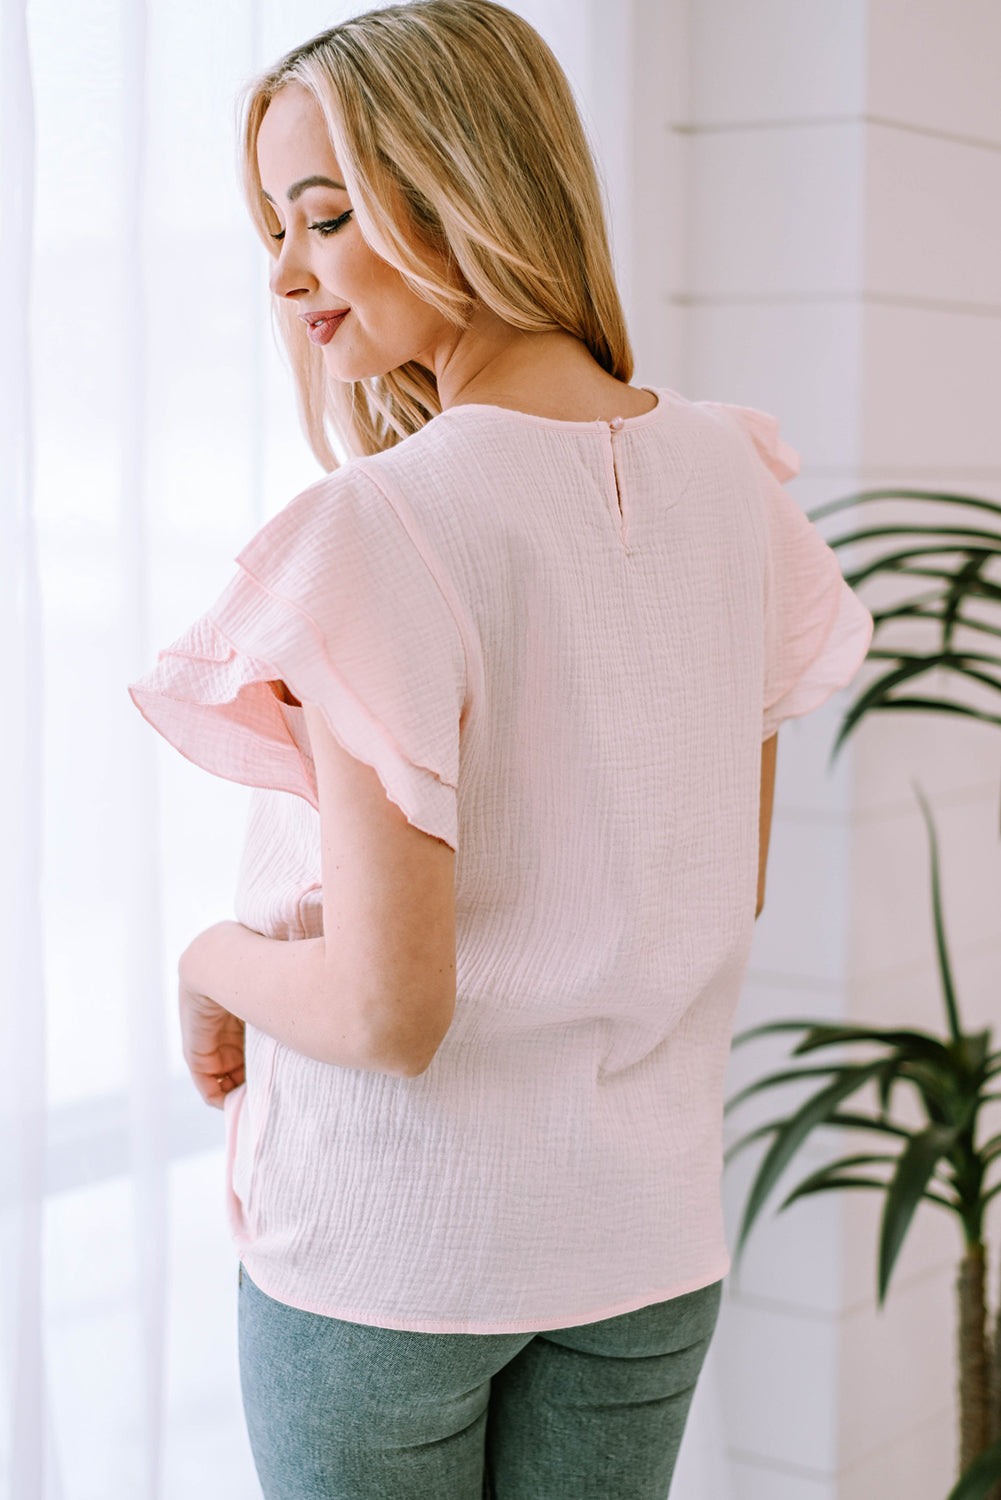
[268,239,316,301]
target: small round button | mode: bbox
[609,416,624,431]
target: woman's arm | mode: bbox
[756,733,777,918]
[178,696,457,1084]
[178,922,373,1080]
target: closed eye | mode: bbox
[270,210,353,243]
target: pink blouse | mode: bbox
[128,387,872,1333]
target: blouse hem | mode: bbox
[235,1252,732,1335]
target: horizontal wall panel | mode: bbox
[716,1295,840,1473]
[849,935,1001,1046]
[838,1260,954,1471]
[688,0,867,127]
[838,1407,954,1500]
[848,712,1001,821]
[681,301,865,471]
[727,1452,837,1500]
[747,813,851,985]
[769,697,855,820]
[867,0,1001,147]
[865,122,1001,308]
[849,789,1001,980]
[861,302,1001,470]
[688,124,866,299]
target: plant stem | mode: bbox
[989,1241,1001,1500]
[959,1243,991,1474]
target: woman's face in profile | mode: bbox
[256,83,448,382]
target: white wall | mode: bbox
[622,1,1001,1495]
[839,4,1001,1494]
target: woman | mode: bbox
[129,3,873,1496]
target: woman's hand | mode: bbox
[178,928,247,1109]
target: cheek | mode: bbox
[331,237,375,290]
[369,261,420,312]
[355,256,439,330]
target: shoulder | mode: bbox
[233,447,434,592]
[361,409,504,502]
[222,436,471,663]
[684,397,801,483]
[258,415,473,545]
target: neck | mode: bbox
[429,312,584,412]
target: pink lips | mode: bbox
[304,310,348,346]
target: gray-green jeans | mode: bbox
[238,1263,723,1499]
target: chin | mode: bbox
[323,340,429,386]
[324,353,396,384]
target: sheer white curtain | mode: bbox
[1,1,733,1494]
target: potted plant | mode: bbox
[724,484,1001,1499]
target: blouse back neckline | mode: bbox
[439,385,665,432]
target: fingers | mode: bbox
[192,1065,246,1110]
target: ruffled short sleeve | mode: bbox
[128,464,467,850]
[701,401,873,739]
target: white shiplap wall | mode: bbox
[619,2,1001,1497]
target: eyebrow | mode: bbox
[261,174,346,205]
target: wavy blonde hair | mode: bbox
[237,0,633,468]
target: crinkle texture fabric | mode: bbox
[129,464,466,848]
[698,400,861,737]
[129,386,873,1334]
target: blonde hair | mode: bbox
[237,0,633,468]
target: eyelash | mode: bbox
[270,210,353,243]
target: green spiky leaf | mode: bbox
[724,1064,870,1116]
[945,1434,1001,1500]
[723,1108,915,1171]
[809,488,1001,526]
[912,785,962,1042]
[877,1123,960,1304]
[730,1019,838,1048]
[790,1024,952,1066]
[876,1062,897,1116]
[777,1154,896,1211]
[835,703,1001,764]
[733,1061,891,1270]
[819,522,1001,550]
[948,1029,993,1080]
[980,1132,1001,1165]
[723,1119,783,1166]
[779,1175,958,1213]
[816,484,987,511]
[824,1110,911,1140]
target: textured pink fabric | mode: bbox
[129,386,872,1333]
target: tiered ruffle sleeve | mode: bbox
[702,401,873,738]
[128,464,467,850]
